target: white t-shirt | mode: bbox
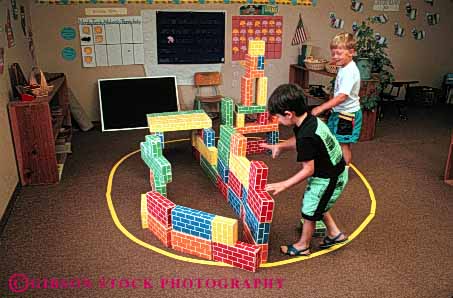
[333,60,361,113]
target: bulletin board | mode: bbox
[156,11,225,64]
[231,16,283,61]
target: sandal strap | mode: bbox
[323,232,344,244]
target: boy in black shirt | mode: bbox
[260,84,349,256]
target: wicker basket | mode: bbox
[304,58,328,71]
[325,63,340,74]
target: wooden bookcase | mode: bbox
[8,76,72,185]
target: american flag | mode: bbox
[291,14,308,45]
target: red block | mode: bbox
[236,123,278,135]
[146,191,176,227]
[241,76,253,106]
[227,172,242,198]
[171,230,212,260]
[246,139,267,155]
[249,160,268,191]
[242,221,268,263]
[212,241,261,272]
[216,175,228,201]
[149,170,155,191]
[147,214,172,247]
[258,112,269,125]
[246,187,274,223]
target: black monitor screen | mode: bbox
[98,76,179,131]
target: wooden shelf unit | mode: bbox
[8,76,72,185]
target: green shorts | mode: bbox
[301,168,348,221]
[327,110,362,143]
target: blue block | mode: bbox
[203,128,215,147]
[171,205,215,240]
[227,188,242,218]
[244,204,270,244]
[217,158,229,183]
[241,186,248,205]
[257,56,264,70]
[266,131,279,145]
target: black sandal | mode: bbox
[280,244,311,256]
[319,232,348,249]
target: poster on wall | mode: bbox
[394,22,405,37]
[6,9,15,48]
[426,12,439,25]
[231,16,283,61]
[351,0,364,12]
[78,16,144,67]
[329,12,344,29]
[373,0,400,11]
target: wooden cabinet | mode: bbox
[289,64,379,141]
[8,76,72,185]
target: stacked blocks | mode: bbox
[146,191,175,247]
[140,39,280,271]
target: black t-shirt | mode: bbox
[293,114,346,178]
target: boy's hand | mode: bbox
[259,143,281,159]
[311,106,323,116]
[265,181,289,195]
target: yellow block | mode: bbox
[211,216,238,246]
[236,113,245,128]
[141,194,148,229]
[256,77,268,106]
[195,136,218,166]
[148,112,212,132]
[229,153,251,188]
[248,40,266,56]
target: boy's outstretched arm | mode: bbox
[265,160,314,195]
[259,136,296,159]
[311,93,348,116]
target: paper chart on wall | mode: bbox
[78,16,144,67]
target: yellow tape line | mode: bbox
[106,139,376,268]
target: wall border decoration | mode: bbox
[35,0,317,5]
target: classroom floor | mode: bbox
[1,103,452,298]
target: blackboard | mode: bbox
[98,76,179,131]
[156,11,225,64]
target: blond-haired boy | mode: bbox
[312,32,362,165]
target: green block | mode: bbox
[217,140,230,165]
[144,134,163,157]
[221,97,234,126]
[200,156,218,185]
[235,104,266,114]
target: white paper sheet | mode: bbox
[133,43,144,64]
[95,44,108,66]
[107,44,122,65]
[105,24,121,44]
[121,44,134,65]
[120,23,133,44]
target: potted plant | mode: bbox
[354,20,395,140]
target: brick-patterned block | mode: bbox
[216,175,228,201]
[203,128,215,147]
[171,230,212,260]
[171,205,215,240]
[148,214,172,247]
[243,203,270,244]
[247,187,274,223]
[212,241,261,272]
[258,112,269,125]
[227,171,242,198]
[227,188,243,218]
[241,76,253,106]
[235,123,278,135]
[211,215,238,246]
[249,160,269,191]
[146,191,176,227]
[141,194,148,229]
[241,186,248,205]
[217,157,229,184]
[246,139,267,155]
[230,133,247,157]
[242,221,269,264]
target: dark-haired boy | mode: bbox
[260,84,348,256]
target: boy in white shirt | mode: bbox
[312,32,362,165]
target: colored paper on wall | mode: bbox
[373,0,400,11]
[239,5,278,16]
[231,16,283,61]
[6,9,15,48]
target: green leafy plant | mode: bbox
[354,21,395,110]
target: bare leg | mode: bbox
[341,143,352,165]
[323,211,346,240]
[280,219,314,254]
